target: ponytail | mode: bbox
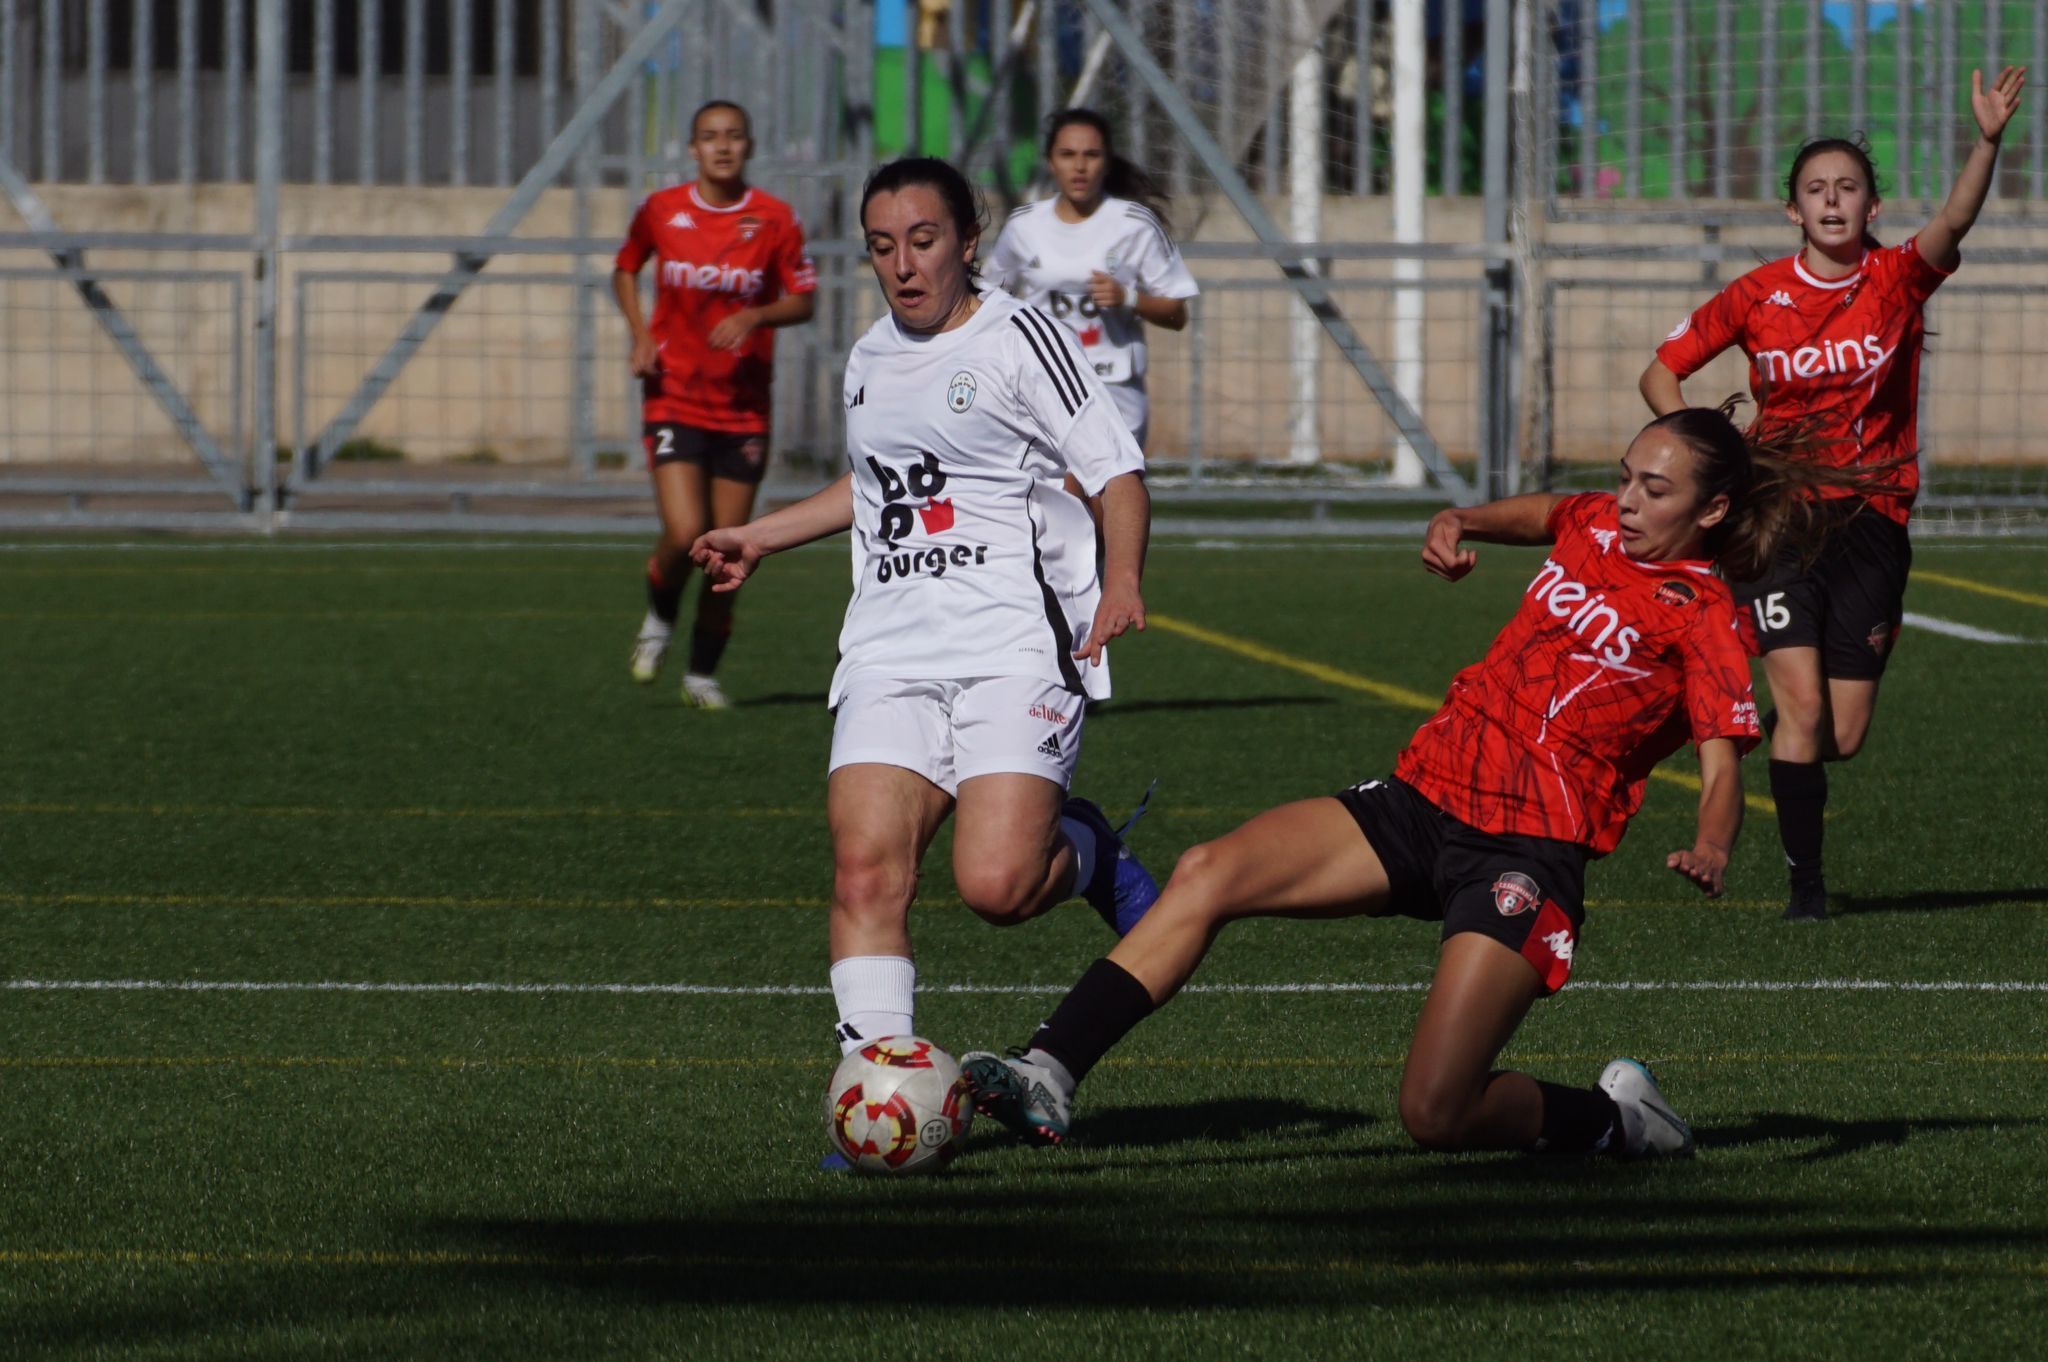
[1648,397,1912,581]
[1043,107,1175,237]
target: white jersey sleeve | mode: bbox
[1006,304,1146,496]
[1127,208,1199,301]
[981,216,1030,295]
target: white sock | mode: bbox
[637,610,672,640]
[1021,1047,1077,1100]
[1059,816,1098,893]
[829,955,916,1055]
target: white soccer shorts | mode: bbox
[828,675,1085,796]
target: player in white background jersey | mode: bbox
[982,108,1199,448]
[692,158,1161,1095]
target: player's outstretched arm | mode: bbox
[1639,358,1686,417]
[1076,471,1150,665]
[691,473,855,593]
[1667,737,1742,898]
[1920,65,2027,271]
[707,292,817,350]
[1421,493,1565,581]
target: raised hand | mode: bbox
[1973,66,2028,141]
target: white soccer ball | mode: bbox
[824,1036,974,1174]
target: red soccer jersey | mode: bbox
[1394,493,1762,855]
[1655,237,1952,525]
[615,183,817,434]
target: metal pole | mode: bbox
[0,1,13,170]
[1037,0,1057,136]
[132,0,154,182]
[257,0,282,522]
[948,0,969,162]
[1289,0,1325,468]
[1849,0,1866,144]
[1712,0,1731,197]
[496,0,515,185]
[906,0,922,153]
[1623,0,1640,199]
[1937,0,1954,193]
[1758,0,1776,196]
[1441,0,1463,197]
[1389,0,1422,480]
[1987,0,2003,200]
[1577,0,1595,199]
[1187,302,1205,480]
[360,0,381,186]
[1481,0,1511,496]
[1667,0,1685,199]
[224,0,244,181]
[573,0,600,477]
[38,0,55,182]
[1073,0,1473,501]
[542,0,562,147]
[2034,1,2046,200]
[1803,0,1820,140]
[177,0,196,183]
[405,0,425,186]
[1126,0,1146,169]
[88,0,107,184]
[1262,12,1280,194]
[1350,0,1369,193]
[1894,0,1909,198]
[314,0,334,183]
[452,0,473,186]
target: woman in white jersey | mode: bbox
[983,108,1199,448]
[691,157,1161,1087]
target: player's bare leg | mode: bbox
[950,773,1073,925]
[963,797,1391,1143]
[634,461,710,684]
[1398,933,1545,1149]
[1761,647,1837,920]
[680,473,763,708]
[825,763,953,1052]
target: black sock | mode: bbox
[645,559,683,627]
[1026,958,1156,1084]
[1532,1079,1624,1155]
[687,623,731,676]
[1768,758,1828,888]
[1761,707,1779,740]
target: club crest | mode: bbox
[1493,872,1541,917]
[947,370,977,413]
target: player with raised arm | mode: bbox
[982,108,1198,449]
[963,405,1887,1159]
[691,157,1161,1091]
[1639,69,2026,920]
[614,99,817,708]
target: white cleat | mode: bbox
[1599,1057,1696,1158]
[629,631,671,684]
[680,673,731,710]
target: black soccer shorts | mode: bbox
[1733,497,1911,681]
[1333,776,1589,995]
[643,422,769,485]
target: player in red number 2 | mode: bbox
[1640,68,2027,921]
[963,404,1880,1160]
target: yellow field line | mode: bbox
[1916,570,2048,610]
[4,1050,2046,1072]
[1149,612,1777,815]
[2,1246,2042,1280]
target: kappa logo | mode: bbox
[1036,732,1064,758]
[947,370,978,413]
[1767,289,1796,307]
[667,210,696,230]
[1542,929,1575,964]
[1590,528,1618,553]
[1493,872,1542,918]
[1655,578,1698,607]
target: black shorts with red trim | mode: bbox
[1333,776,1588,995]
[1732,497,1911,681]
[643,421,769,484]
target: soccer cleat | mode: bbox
[681,673,731,709]
[818,1150,854,1174]
[961,1050,1072,1147]
[629,630,671,684]
[1783,879,1829,923]
[1064,782,1160,935]
[1599,1057,1696,1158]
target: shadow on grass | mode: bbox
[1830,886,2048,915]
[735,691,830,708]
[1088,695,1337,719]
[1697,1112,2037,1162]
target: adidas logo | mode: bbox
[1025,256,1041,270]
[668,211,696,229]
[846,385,865,409]
[1035,733,1063,758]
[833,1021,863,1045]
[1767,289,1795,307]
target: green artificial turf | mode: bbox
[3,534,2045,1359]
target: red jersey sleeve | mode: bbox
[615,199,655,274]
[1894,234,1957,307]
[1678,606,1763,754]
[775,213,818,297]
[1544,491,1604,540]
[1655,276,1751,381]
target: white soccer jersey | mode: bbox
[982,196,1199,385]
[831,290,1147,707]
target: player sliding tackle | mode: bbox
[692,158,1160,1109]
[966,403,1894,1159]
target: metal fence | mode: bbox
[1,1,2045,534]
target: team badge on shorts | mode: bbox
[1492,872,1541,917]
[740,437,765,467]
[1867,623,1893,656]
[947,371,977,413]
[1656,579,1697,607]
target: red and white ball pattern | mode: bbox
[824,1036,974,1174]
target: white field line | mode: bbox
[1901,611,2040,645]
[7,977,2048,998]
